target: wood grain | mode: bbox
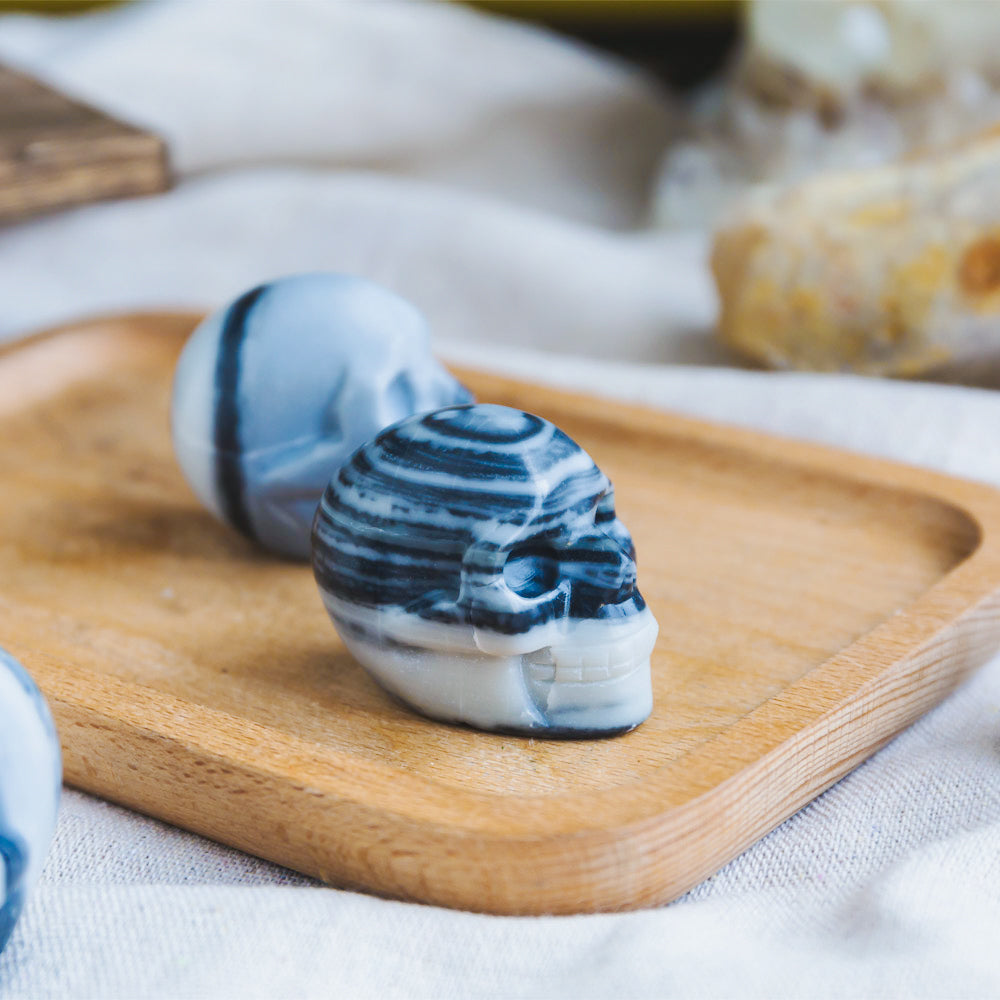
[2,313,1000,914]
[0,65,169,223]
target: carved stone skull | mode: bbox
[312,404,657,737]
[171,273,472,559]
[0,649,61,953]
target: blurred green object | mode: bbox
[1,0,738,20]
[0,0,120,12]
[0,0,741,90]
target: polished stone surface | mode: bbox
[313,403,656,736]
[172,273,472,559]
[0,649,61,953]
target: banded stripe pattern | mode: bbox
[312,404,646,638]
[0,650,61,954]
[212,283,266,540]
[0,830,26,953]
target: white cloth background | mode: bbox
[0,1,998,997]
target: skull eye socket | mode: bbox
[503,543,560,598]
[386,372,417,418]
[321,408,344,442]
[321,371,347,441]
[595,489,616,525]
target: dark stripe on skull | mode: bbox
[420,406,546,445]
[213,284,267,540]
[0,829,27,951]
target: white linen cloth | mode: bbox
[0,1,998,997]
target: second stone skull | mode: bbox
[171,273,472,559]
[0,649,61,954]
[312,403,658,737]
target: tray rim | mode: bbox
[6,312,1000,912]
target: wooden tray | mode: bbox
[3,313,1000,916]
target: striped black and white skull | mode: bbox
[312,403,657,737]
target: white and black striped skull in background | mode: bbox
[171,273,472,560]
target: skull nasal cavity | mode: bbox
[503,544,560,598]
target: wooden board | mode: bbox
[0,65,169,223]
[3,313,1000,915]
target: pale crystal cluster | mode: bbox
[656,0,1000,230]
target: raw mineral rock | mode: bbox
[745,0,1000,113]
[712,126,1000,376]
[655,2,1000,231]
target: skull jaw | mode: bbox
[336,608,657,738]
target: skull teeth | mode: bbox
[526,647,648,682]
[525,617,659,685]
[527,662,556,681]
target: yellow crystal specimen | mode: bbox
[712,128,1000,376]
